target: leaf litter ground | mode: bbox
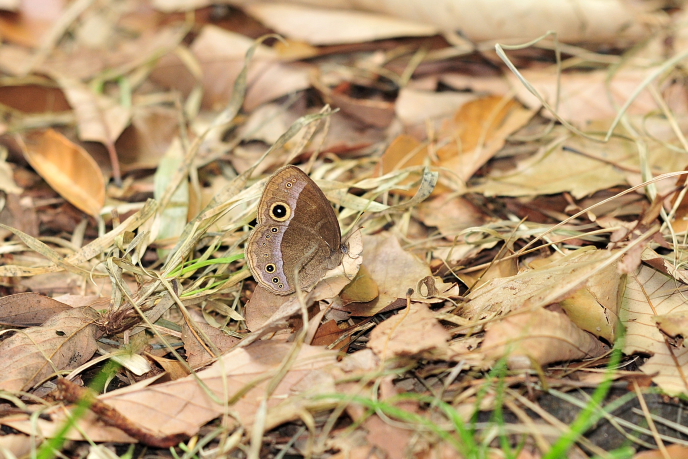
[1,2,688,459]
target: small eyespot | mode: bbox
[285,182,292,188]
[271,227,278,233]
[265,234,270,239]
[278,284,284,289]
[272,277,279,284]
[263,253,269,257]
[265,264,276,273]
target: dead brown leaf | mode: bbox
[0,292,72,326]
[0,306,100,391]
[481,307,609,368]
[368,303,450,360]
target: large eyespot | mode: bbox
[272,277,280,284]
[269,202,291,222]
[265,263,276,273]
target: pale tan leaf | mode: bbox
[481,307,608,368]
[0,434,32,459]
[621,265,688,395]
[152,25,310,112]
[0,292,72,327]
[0,306,100,391]
[235,0,656,45]
[368,303,450,360]
[0,155,21,194]
[243,3,438,45]
[510,68,658,128]
[395,88,476,126]
[1,408,135,443]
[96,341,337,436]
[55,76,131,145]
[20,129,105,216]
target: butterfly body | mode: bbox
[246,166,342,295]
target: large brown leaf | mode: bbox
[0,306,100,391]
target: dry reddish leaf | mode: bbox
[416,194,487,238]
[0,292,72,326]
[55,76,131,150]
[311,319,351,350]
[96,341,336,437]
[1,407,136,443]
[481,307,609,369]
[0,84,70,113]
[0,0,60,48]
[368,303,450,360]
[314,79,395,128]
[0,306,100,391]
[20,129,105,216]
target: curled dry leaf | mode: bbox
[621,265,688,395]
[0,292,72,327]
[0,306,100,391]
[481,307,609,369]
[368,303,450,360]
[20,129,105,216]
[340,233,451,316]
[465,248,620,342]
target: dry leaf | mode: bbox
[97,341,336,436]
[243,3,437,45]
[343,233,452,316]
[621,265,688,395]
[437,96,535,183]
[368,303,450,360]
[20,129,105,216]
[0,306,100,391]
[481,307,609,369]
[55,76,131,146]
[510,68,659,128]
[465,249,620,337]
[182,318,240,369]
[0,292,72,327]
